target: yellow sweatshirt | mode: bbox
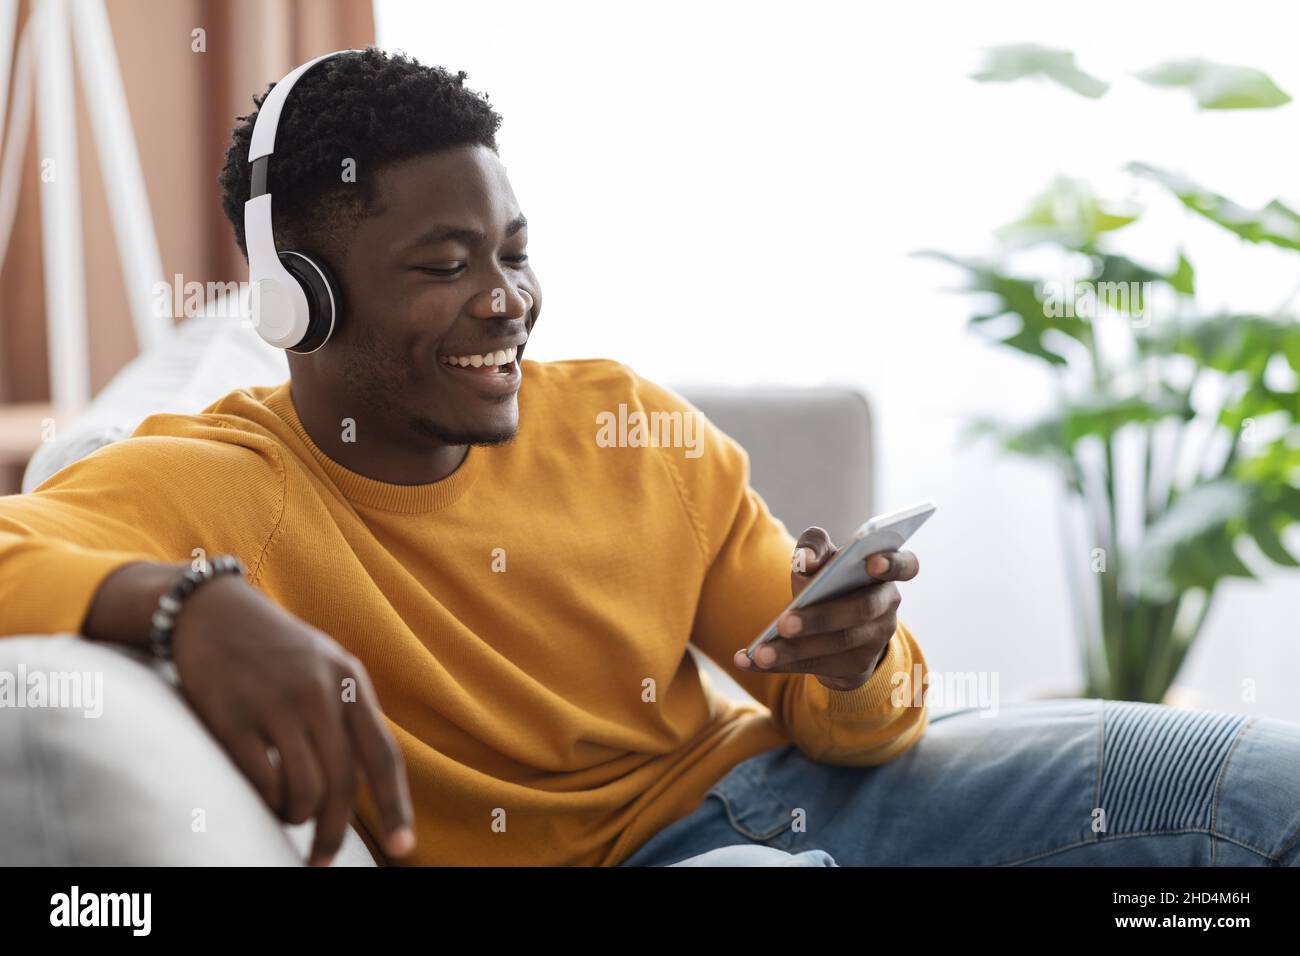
[0,359,928,865]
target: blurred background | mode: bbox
[1,0,1297,718]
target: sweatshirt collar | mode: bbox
[262,382,485,514]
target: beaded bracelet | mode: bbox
[148,555,246,662]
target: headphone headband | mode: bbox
[248,50,353,164]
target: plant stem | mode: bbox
[1159,587,1216,694]
[1095,361,1125,697]
[1064,505,1095,692]
[1131,375,1159,698]
[1140,597,1179,701]
[1162,421,1186,512]
[1140,422,1154,530]
[1140,350,1158,530]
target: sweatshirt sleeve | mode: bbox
[627,369,930,767]
[0,420,285,638]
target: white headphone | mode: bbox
[245,50,357,353]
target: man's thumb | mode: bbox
[791,526,835,577]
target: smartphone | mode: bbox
[746,499,937,658]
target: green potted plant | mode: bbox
[925,46,1300,702]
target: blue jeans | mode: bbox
[618,699,1300,866]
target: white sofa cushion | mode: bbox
[0,636,374,865]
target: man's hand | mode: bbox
[169,574,416,867]
[732,526,919,692]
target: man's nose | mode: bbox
[472,283,531,320]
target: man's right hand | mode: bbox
[84,562,415,867]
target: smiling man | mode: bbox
[4,48,1300,870]
[282,145,535,479]
[0,48,928,867]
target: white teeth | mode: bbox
[441,345,520,367]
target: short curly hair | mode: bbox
[218,47,503,263]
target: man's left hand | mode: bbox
[733,527,919,692]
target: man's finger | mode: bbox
[305,697,356,868]
[779,581,899,637]
[866,549,920,582]
[215,723,282,815]
[791,526,836,594]
[752,620,885,668]
[265,720,325,826]
[750,642,883,679]
[344,668,416,859]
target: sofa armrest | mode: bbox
[0,636,374,865]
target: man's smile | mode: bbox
[438,342,521,370]
[436,339,525,396]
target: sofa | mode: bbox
[0,312,874,865]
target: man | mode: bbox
[2,49,1299,868]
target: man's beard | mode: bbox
[341,323,519,448]
[407,412,518,448]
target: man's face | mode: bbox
[306,144,541,449]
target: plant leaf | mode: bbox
[996,177,1139,251]
[1137,59,1291,110]
[972,44,1109,99]
[1220,381,1300,432]
[979,384,1195,479]
[1136,313,1300,375]
[1135,476,1300,598]
[1062,383,1195,448]
[1247,510,1300,567]
[1169,252,1195,296]
[1127,164,1300,252]
[915,250,1092,366]
[1133,481,1257,599]
[1233,438,1300,484]
[1088,254,1169,315]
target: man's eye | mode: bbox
[418,256,526,276]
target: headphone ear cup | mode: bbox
[279,252,341,353]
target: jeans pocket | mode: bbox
[705,748,799,849]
